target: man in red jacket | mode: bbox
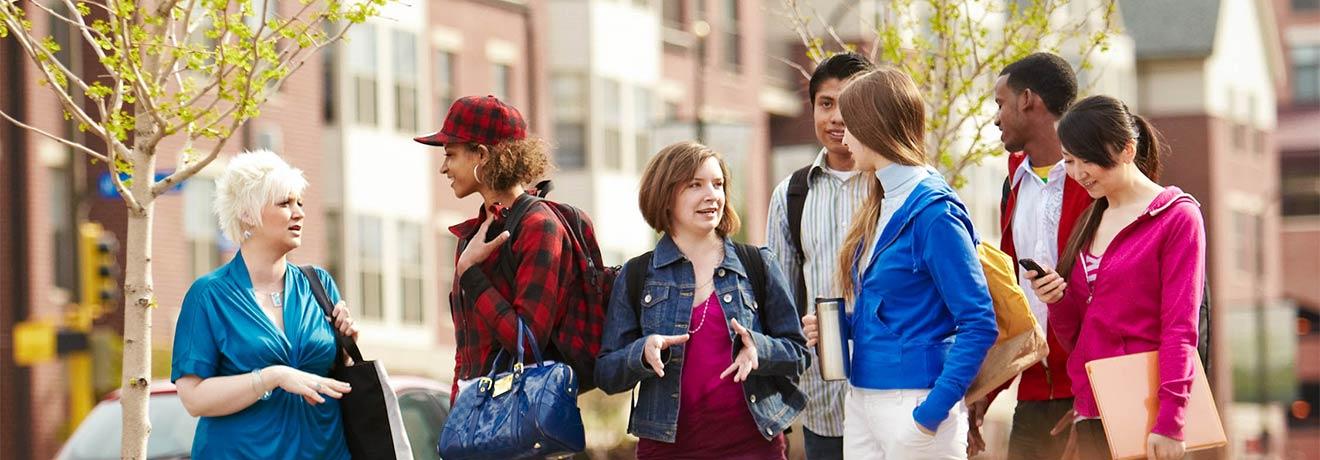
[969,53,1091,459]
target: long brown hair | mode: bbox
[835,67,928,299]
[1055,95,1167,280]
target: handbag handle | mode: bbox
[299,265,366,367]
[485,317,545,378]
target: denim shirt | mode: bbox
[595,235,809,443]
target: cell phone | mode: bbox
[1017,258,1047,278]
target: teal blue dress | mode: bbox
[171,251,350,459]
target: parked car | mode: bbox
[56,376,452,460]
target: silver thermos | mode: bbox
[815,297,850,381]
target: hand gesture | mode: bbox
[802,314,818,347]
[1147,432,1185,460]
[457,213,510,274]
[269,365,352,405]
[643,334,690,378]
[720,318,759,382]
[1029,268,1067,304]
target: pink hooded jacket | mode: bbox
[1049,186,1206,440]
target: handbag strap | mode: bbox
[299,265,366,366]
[485,317,545,378]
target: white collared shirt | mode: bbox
[1011,159,1066,327]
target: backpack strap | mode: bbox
[496,193,543,284]
[733,243,768,309]
[785,166,811,317]
[624,251,654,316]
[299,265,365,368]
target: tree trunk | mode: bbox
[120,146,156,459]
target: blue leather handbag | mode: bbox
[438,319,585,459]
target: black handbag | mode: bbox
[301,265,414,460]
[438,318,585,459]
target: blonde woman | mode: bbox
[172,150,360,459]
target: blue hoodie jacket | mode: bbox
[848,174,997,431]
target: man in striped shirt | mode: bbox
[765,52,872,460]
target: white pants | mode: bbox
[843,387,969,460]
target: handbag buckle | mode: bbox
[477,377,494,393]
[513,362,524,375]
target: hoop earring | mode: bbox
[473,164,483,185]
[242,230,253,240]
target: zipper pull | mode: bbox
[1086,294,1093,304]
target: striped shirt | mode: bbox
[765,149,871,437]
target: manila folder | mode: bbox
[1084,351,1227,460]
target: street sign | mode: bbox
[97,170,184,198]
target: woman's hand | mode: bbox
[1029,269,1068,304]
[1147,433,1185,460]
[331,301,359,341]
[267,365,352,405]
[642,334,690,378]
[720,318,759,382]
[456,213,510,275]
[802,314,818,347]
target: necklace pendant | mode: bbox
[270,291,283,308]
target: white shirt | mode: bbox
[1010,159,1067,329]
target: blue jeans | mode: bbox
[802,427,843,460]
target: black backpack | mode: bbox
[495,180,615,392]
[784,166,813,317]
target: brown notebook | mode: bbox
[1085,351,1227,459]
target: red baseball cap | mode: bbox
[413,95,528,146]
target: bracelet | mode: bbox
[251,368,272,401]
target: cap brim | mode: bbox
[413,131,456,146]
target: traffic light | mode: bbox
[78,222,118,320]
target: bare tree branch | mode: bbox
[0,109,107,161]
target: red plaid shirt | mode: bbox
[447,194,580,386]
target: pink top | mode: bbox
[636,293,786,459]
[1048,187,1205,440]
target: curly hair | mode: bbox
[476,136,555,190]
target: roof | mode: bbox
[1119,0,1222,59]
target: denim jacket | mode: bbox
[595,235,809,443]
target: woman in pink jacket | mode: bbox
[1028,95,1205,460]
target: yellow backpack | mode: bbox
[965,242,1049,403]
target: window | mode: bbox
[350,24,378,126]
[50,3,77,72]
[552,75,587,169]
[393,30,418,132]
[1292,0,1319,12]
[492,63,512,100]
[601,79,623,170]
[434,50,455,120]
[357,215,384,320]
[634,86,653,170]
[184,178,222,280]
[438,235,457,315]
[1282,153,1320,217]
[322,22,339,123]
[1234,211,1261,272]
[1292,46,1320,104]
[254,125,282,152]
[663,0,685,28]
[326,209,344,283]
[398,222,424,325]
[721,0,741,71]
[50,165,76,292]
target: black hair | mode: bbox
[1056,95,1167,281]
[999,52,1078,117]
[809,52,873,104]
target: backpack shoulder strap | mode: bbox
[785,166,811,317]
[497,194,545,283]
[733,243,768,308]
[624,251,654,315]
[298,265,364,365]
[786,166,812,260]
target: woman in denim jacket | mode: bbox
[596,141,809,459]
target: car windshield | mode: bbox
[58,394,198,460]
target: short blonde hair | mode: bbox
[637,141,740,236]
[214,149,308,243]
